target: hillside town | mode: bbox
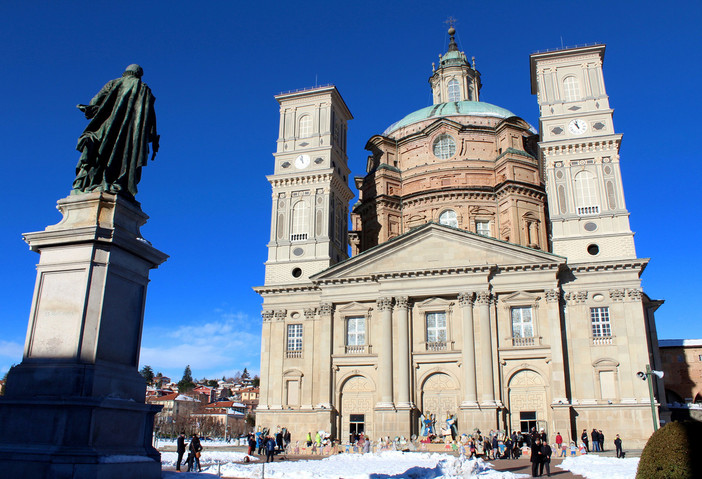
[141,366,260,440]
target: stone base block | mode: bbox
[0,396,160,479]
[459,405,500,433]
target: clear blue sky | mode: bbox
[1,1,699,382]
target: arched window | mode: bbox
[298,115,312,138]
[439,209,458,227]
[290,201,308,241]
[563,76,580,102]
[574,171,599,215]
[447,79,461,102]
[433,134,456,159]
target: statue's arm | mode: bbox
[80,79,117,119]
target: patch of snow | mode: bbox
[160,450,258,467]
[162,472,219,479]
[195,451,528,479]
[558,454,639,479]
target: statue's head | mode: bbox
[123,64,144,78]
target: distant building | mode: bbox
[659,339,702,404]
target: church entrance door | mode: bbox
[421,373,459,434]
[339,375,374,442]
[508,369,547,435]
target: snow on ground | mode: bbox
[156,437,244,448]
[161,450,258,468]
[558,454,639,479]
[195,451,528,479]
[162,472,218,479]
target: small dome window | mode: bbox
[447,79,461,102]
[433,134,456,160]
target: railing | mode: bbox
[290,233,308,242]
[426,341,447,352]
[345,345,366,354]
[577,205,600,216]
[591,336,614,345]
[508,336,542,347]
[286,350,302,359]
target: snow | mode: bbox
[161,450,258,467]
[558,454,639,479]
[99,455,155,463]
[156,437,241,448]
[162,473,219,479]
[193,451,529,479]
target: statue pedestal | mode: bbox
[0,192,168,478]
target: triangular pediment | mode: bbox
[500,291,542,303]
[312,223,564,281]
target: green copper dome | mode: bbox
[383,101,517,136]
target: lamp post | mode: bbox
[637,365,664,432]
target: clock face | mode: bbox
[294,154,310,169]
[568,119,588,135]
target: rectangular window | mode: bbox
[426,312,447,343]
[590,307,611,337]
[476,220,490,237]
[346,316,366,346]
[511,307,534,338]
[287,324,303,351]
[519,411,537,434]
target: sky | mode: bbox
[1,1,700,383]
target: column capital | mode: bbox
[395,296,409,310]
[273,309,287,321]
[476,291,491,305]
[458,292,475,306]
[262,310,274,321]
[304,307,317,320]
[545,288,561,303]
[319,302,333,315]
[376,297,393,311]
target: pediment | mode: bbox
[312,223,564,281]
[336,302,373,314]
[500,291,542,304]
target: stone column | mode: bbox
[458,292,478,406]
[316,304,333,409]
[258,310,275,408]
[376,297,394,408]
[395,296,411,408]
[546,289,568,402]
[477,291,495,404]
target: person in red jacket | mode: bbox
[555,432,563,457]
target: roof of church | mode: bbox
[383,101,516,136]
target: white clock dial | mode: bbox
[568,119,588,135]
[294,154,310,169]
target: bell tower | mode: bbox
[530,45,636,262]
[264,86,354,285]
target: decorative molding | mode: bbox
[376,297,393,311]
[545,288,560,303]
[274,309,287,321]
[457,292,474,306]
[395,296,409,310]
[476,291,491,305]
[564,290,589,304]
[609,289,626,302]
[319,302,333,315]
[262,310,274,322]
[627,289,642,301]
[303,308,317,320]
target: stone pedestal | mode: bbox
[0,192,167,479]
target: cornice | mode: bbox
[253,284,321,295]
[495,182,546,200]
[539,136,622,157]
[567,258,649,274]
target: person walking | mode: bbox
[530,437,543,477]
[176,432,186,472]
[539,440,552,477]
[581,429,589,452]
[247,433,256,456]
[614,434,623,458]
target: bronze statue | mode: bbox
[73,64,159,200]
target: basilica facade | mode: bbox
[254,29,663,447]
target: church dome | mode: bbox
[383,100,516,136]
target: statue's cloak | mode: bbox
[76,75,157,197]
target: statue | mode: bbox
[419,412,427,436]
[446,411,458,440]
[73,64,159,200]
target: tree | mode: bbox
[242,368,250,380]
[154,372,164,388]
[140,365,155,385]
[0,366,13,396]
[178,365,195,392]
[207,379,219,387]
